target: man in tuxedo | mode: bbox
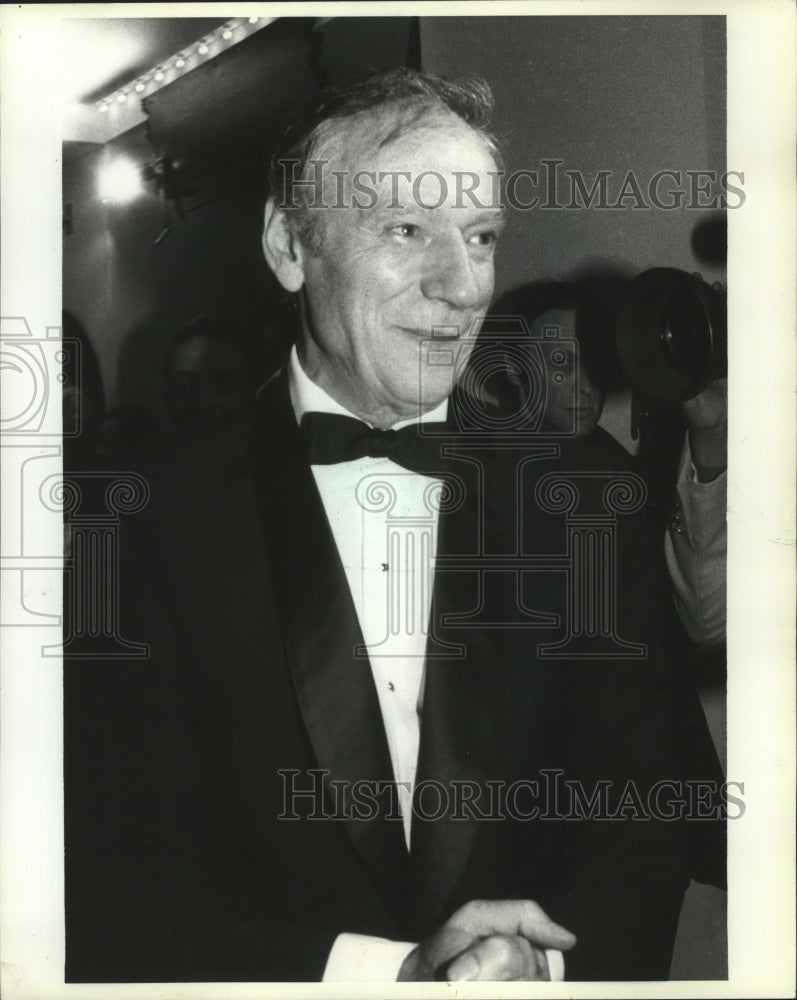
[65,68,719,984]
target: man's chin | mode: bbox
[411,374,457,413]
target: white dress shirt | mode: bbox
[289,346,445,850]
[288,348,563,982]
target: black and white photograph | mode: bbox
[0,3,794,997]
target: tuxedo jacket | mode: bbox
[64,371,722,983]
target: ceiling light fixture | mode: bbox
[94,17,274,115]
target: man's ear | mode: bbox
[262,199,306,293]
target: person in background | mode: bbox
[665,376,727,646]
[163,316,256,436]
[94,404,163,467]
[485,281,727,646]
[160,315,269,476]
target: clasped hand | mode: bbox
[397,899,576,981]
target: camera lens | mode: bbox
[617,268,726,405]
[660,293,712,377]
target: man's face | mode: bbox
[534,308,606,436]
[290,111,504,426]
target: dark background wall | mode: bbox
[63,126,286,419]
[63,15,726,420]
[423,16,726,298]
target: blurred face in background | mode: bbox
[166,333,250,432]
[534,307,606,436]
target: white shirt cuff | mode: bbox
[322,932,416,981]
[547,948,565,981]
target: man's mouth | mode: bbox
[400,325,466,341]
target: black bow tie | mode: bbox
[300,411,451,476]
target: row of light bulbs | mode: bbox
[97,17,269,114]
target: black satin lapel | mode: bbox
[249,376,411,918]
[409,448,504,933]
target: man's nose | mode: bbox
[420,235,485,310]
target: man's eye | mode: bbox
[469,230,498,248]
[390,223,421,239]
